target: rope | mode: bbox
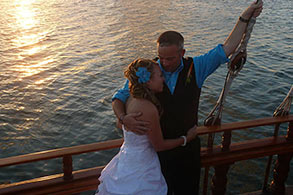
[204,17,257,129]
[204,18,257,154]
[263,85,292,192]
[202,17,258,195]
[274,85,293,117]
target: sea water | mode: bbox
[0,0,292,194]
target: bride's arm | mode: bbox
[140,102,197,152]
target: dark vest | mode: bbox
[156,57,201,139]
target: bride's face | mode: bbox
[147,65,164,93]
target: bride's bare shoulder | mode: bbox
[127,98,158,115]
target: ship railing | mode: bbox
[0,115,292,195]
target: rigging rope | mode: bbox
[202,17,258,195]
[263,85,292,192]
[274,85,293,117]
[204,17,257,148]
[205,17,257,126]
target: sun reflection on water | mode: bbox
[9,0,56,80]
[14,0,38,30]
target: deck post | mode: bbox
[203,118,221,195]
[270,122,293,194]
[287,121,293,141]
[63,155,73,180]
[221,131,232,151]
[211,164,230,195]
[211,131,232,195]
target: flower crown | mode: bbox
[136,67,151,84]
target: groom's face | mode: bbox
[158,44,184,73]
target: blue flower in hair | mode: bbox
[136,67,151,84]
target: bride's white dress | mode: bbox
[96,126,167,195]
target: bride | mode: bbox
[96,58,198,195]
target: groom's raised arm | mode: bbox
[222,0,263,57]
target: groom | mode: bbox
[111,1,263,194]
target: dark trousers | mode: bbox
[158,136,201,195]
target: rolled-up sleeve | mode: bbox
[112,80,130,103]
[193,44,229,88]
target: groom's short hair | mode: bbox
[157,31,184,50]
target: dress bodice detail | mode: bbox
[121,125,153,151]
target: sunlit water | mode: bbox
[0,0,292,194]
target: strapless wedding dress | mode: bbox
[96,126,167,195]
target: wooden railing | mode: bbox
[0,115,292,195]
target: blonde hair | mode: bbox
[124,58,161,113]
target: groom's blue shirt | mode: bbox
[112,44,228,103]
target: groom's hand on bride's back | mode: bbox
[123,112,151,135]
